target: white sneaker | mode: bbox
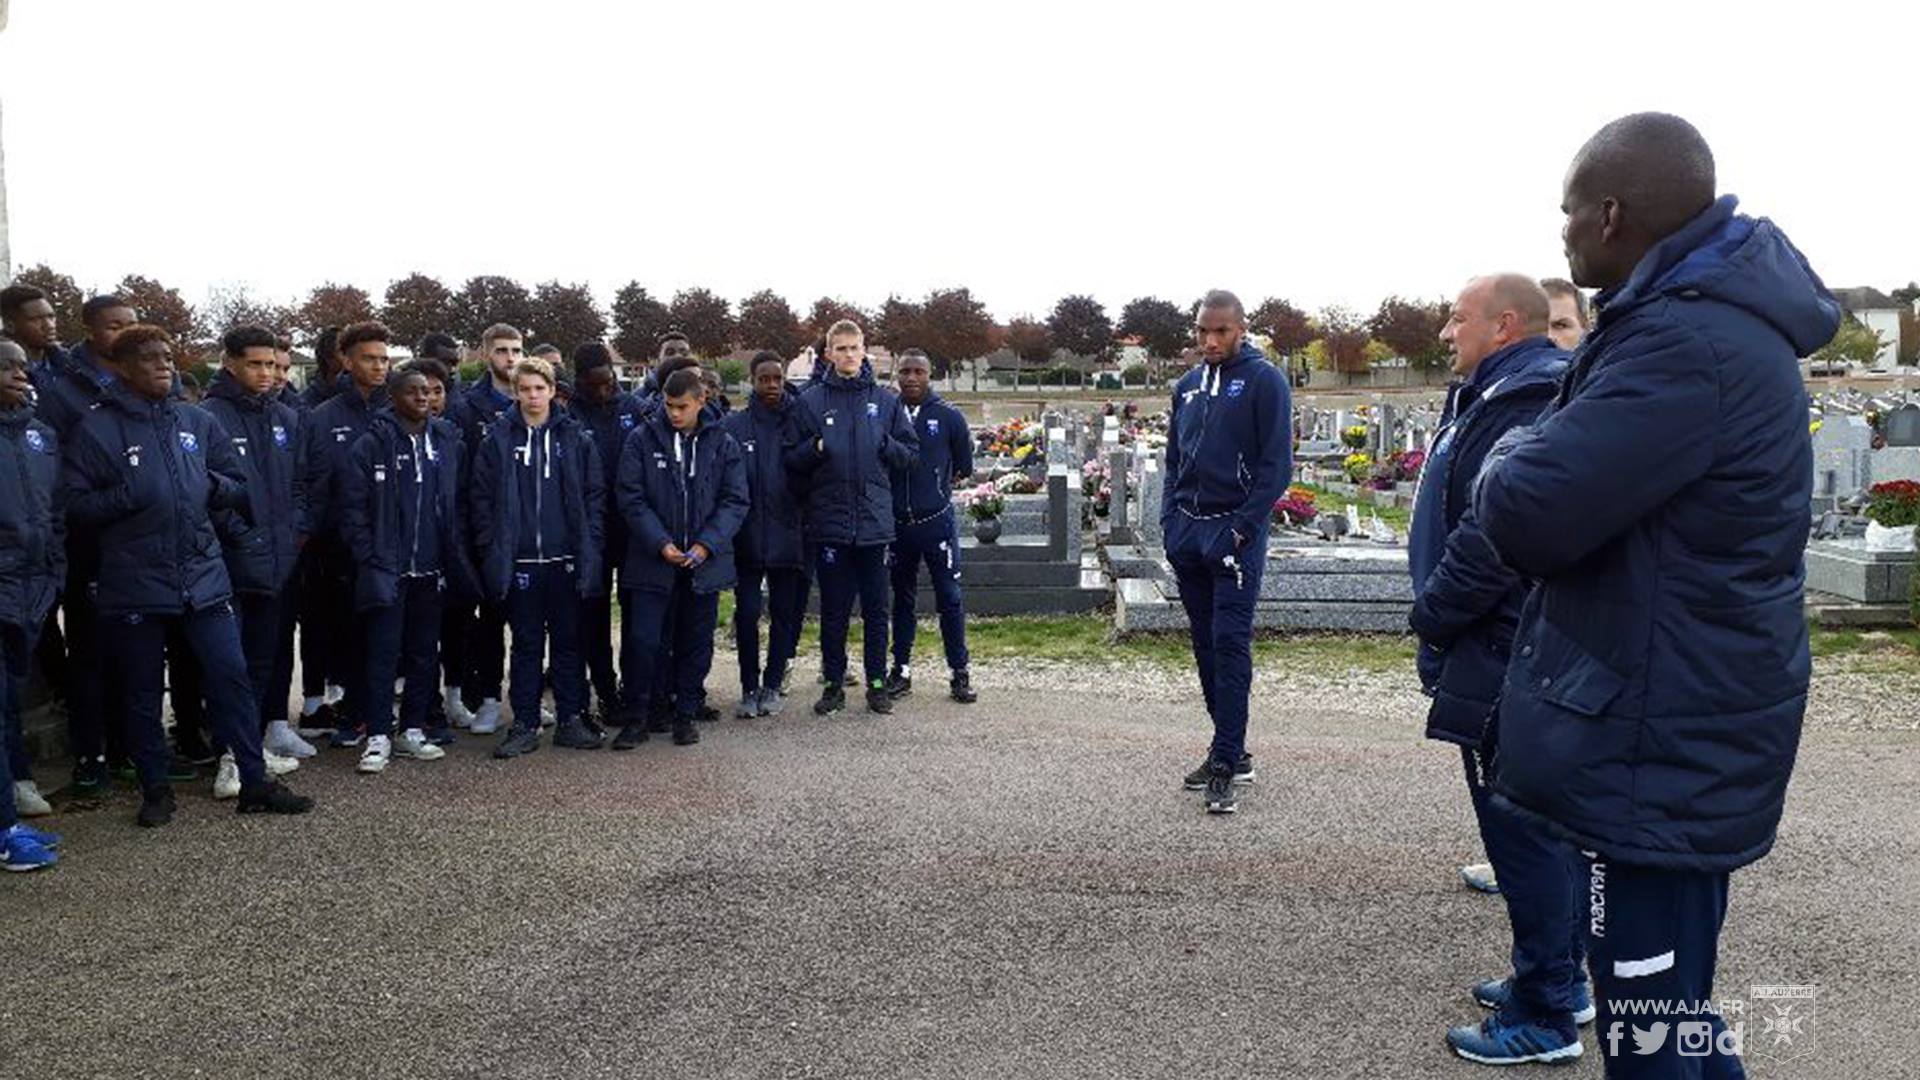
[264,750,300,776]
[469,699,502,735]
[394,728,446,761]
[446,691,476,730]
[358,735,392,774]
[12,780,53,817]
[264,719,318,759]
[540,702,557,728]
[323,683,345,706]
[213,753,242,799]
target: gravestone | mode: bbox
[1138,457,1165,546]
[1374,403,1398,458]
[1884,405,1920,448]
[1812,416,1874,505]
[1106,448,1132,543]
[1870,445,1920,486]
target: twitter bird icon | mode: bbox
[1632,1022,1670,1055]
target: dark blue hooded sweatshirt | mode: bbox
[60,386,250,615]
[890,391,973,525]
[0,403,64,631]
[1406,336,1567,746]
[1477,195,1839,873]
[722,386,808,569]
[469,405,605,601]
[200,370,304,596]
[1160,340,1293,546]
[785,364,918,547]
[617,410,750,595]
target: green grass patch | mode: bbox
[1296,483,1411,531]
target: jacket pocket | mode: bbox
[1524,617,1628,717]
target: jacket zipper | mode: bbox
[409,433,424,574]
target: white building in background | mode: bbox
[1831,286,1905,370]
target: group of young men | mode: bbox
[0,302,981,870]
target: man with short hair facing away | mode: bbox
[1476,113,1838,1077]
[722,352,810,718]
[295,321,392,748]
[570,343,646,730]
[470,356,606,759]
[452,324,527,736]
[883,348,978,705]
[1410,277,1588,1066]
[1164,290,1291,815]
[60,326,314,827]
[1540,278,1590,352]
[200,325,316,775]
[613,367,749,749]
[341,367,472,773]
[0,338,65,864]
[785,320,919,716]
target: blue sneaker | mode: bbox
[1474,974,1597,1026]
[12,822,61,849]
[1446,1013,1582,1066]
[1,825,59,872]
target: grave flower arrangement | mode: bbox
[1341,424,1369,450]
[1343,452,1373,484]
[1080,458,1112,518]
[992,471,1041,495]
[1272,485,1319,527]
[1865,480,1920,552]
[960,484,1006,522]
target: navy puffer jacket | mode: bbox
[296,375,387,539]
[1477,195,1839,872]
[785,365,918,547]
[722,388,808,569]
[617,411,750,595]
[60,388,250,615]
[199,372,304,596]
[0,405,65,630]
[341,413,474,610]
[469,407,605,601]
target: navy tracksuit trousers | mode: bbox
[364,576,446,737]
[889,514,969,675]
[1165,514,1263,767]
[735,564,807,695]
[621,575,719,722]
[815,542,889,688]
[120,603,267,791]
[504,563,585,731]
[236,592,284,731]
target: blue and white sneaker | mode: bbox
[1474,974,1596,1026]
[1446,1013,1582,1066]
[1,824,59,872]
[1460,862,1500,893]
[12,822,62,849]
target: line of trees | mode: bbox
[4,263,1471,378]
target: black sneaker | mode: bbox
[1204,769,1238,815]
[174,730,219,766]
[695,704,720,723]
[71,757,110,796]
[423,722,457,747]
[493,726,542,759]
[646,706,673,734]
[136,785,177,828]
[885,668,912,699]
[949,670,977,704]
[866,681,894,715]
[297,702,340,739]
[553,717,605,750]
[237,779,315,815]
[814,683,846,716]
[1183,754,1255,790]
[672,719,700,746]
[611,723,650,751]
[584,708,609,739]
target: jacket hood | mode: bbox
[0,403,33,435]
[821,363,878,392]
[747,386,797,419]
[98,382,172,419]
[1603,194,1841,356]
[503,404,581,437]
[206,369,267,410]
[1470,336,1568,399]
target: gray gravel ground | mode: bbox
[2,649,1914,1079]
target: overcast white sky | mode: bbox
[3,0,1916,324]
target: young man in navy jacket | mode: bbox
[295,321,391,748]
[785,321,918,716]
[470,356,606,759]
[570,342,646,729]
[406,351,470,739]
[451,324,527,736]
[613,367,749,749]
[1162,291,1291,815]
[0,340,65,867]
[722,352,810,718]
[883,349,977,705]
[60,326,313,827]
[201,326,315,772]
[342,366,472,772]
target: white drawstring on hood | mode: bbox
[674,429,697,477]
[521,423,552,478]
[1204,362,1223,396]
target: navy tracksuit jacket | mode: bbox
[888,392,973,674]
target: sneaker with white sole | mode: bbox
[263,720,318,759]
[469,699,502,735]
[540,702,558,728]
[393,729,445,761]
[213,753,242,799]
[12,780,53,817]
[446,692,476,729]
[263,750,300,776]
[358,735,392,774]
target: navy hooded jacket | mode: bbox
[199,371,304,597]
[470,406,605,601]
[60,387,250,615]
[1160,340,1293,546]
[0,404,65,631]
[572,390,647,570]
[617,411,750,595]
[785,365,918,547]
[1477,195,1837,873]
[296,374,388,539]
[1406,337,1567,747]
[31,342,115,441]
[890,391,973,525]
[722,388,808,570]
[341,412,474,611]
